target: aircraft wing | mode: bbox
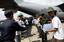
[0,0,64,17]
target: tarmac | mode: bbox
[21,25,42,42]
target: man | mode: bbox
[48,7,64,42]
[32,15,40,35]
[39,14,49,42]
[15,14,27,42]
[17,14,26,28]
[0,10,26,42]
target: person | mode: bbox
[17,14,26,39]
[15,14,25,42]
[25,17,32,36]
[32,15,39,25]
[32,15,40,35]
[17,14,26,28]
[38,14,48,42]
[48,7,64,42]
[0,10,26,42]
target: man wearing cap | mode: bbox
[48,7,64,42]
[0,10,26,42]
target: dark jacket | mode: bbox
[0,19,26,42]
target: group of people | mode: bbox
[0,7,64,42]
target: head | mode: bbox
[48,7,57,18]
[5,10,13,19]
[39,14,45,19]
[18,14,23,20]
[33,15,39,19]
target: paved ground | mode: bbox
[21,35,42,42]
[21,25,42,42]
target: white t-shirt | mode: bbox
[52,16,64,40]
[32,19,39,25]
